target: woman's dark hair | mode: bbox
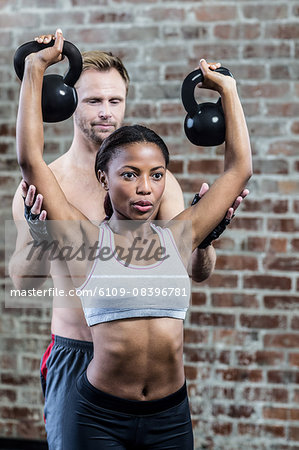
[95,125,170,219]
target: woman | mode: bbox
[16,29,252,449]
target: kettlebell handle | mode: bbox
[14,39,82,87]
[181,67,233,116]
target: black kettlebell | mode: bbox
[181,67,233,147]
[14,39,82,123]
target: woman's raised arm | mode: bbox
[16,29,83,223]
[174,59,252,251]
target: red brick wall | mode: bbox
[1,1,298,448]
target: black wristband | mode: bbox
[191,193,233,249]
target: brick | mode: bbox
[181,26,209,40]
[0,354,17,370]
[214,24,261,40]
[199,273,238,288]
[145,7,185,21]
[117,26,159,42]
[147,45,186,62]
[243,237,266,252]
[228,217,263,231]
[211,293,258,308]
[0,406,41,421]
[278,180,299,195]
[238,423,285,438]
[212,422,232,435]
[0,389,17,402]
[167,159,183,174]
[183,328,209,344]
[269,238,288,253]
[264,256,299,272]
[125,103,158,119]
[291,317,299,330]
[213,329,259,346]
[184,347,230,364]
[271,63,299,80]
[190,291,206,306]
[291,121,299,134]
[160,102,184,115]
[244,275,291,290]
[215,255,258,271]
[16,421,47,440]
[190,312,235,328]
[264,334,299,348]
[242,4,288,20]
[267,219,299,232]
[213,403,254,419]
[289,354,299,367]
[192,43,240,60]
[263,407,299,421]
[266,23,299,39]
[213,237,235,250]
[240,314,286,330]
[89,12,133,23]
[253,158,288,175]
[184,365,198,380]
[289,427,299,441]
[187,159,223,174]
[237,350,284,366]
[195,385,235,401]
[140,82,182,101]
[267,370,299,384]
[217,368,263,382]
[264,296,299,310]
[242,387,288,403]
[241,83,290,99]
[266,103,299,117]
[249,121,287,138]
[292,239,299,251]
[149,122,183,137]
[268,141,299,156]
[1,373,40,386]
[243,43,290,59]
[43,12,86,25]
[229,65,266,80]
[191,5,237,21]
[0,13,39,28]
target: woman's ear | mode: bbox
[97,170,109,191]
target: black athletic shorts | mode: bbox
[62,371,194,449]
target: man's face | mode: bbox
[74,68,127,146]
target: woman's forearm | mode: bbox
[220,84,252,178]
[16,58,46,172]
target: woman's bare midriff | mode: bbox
[87,317,185,401]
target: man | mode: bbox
[9,32,245,450]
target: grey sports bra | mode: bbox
[76,221,191,326]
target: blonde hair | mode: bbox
[82,51,130,93]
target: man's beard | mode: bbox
[76,116,116,146]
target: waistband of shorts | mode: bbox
[77,371,187,416]
[53,334,94,352]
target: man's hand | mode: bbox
[22,180,49,244]
[192,183,249,248]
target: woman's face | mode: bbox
[100,142,167,221]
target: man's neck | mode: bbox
[67,133,100,171]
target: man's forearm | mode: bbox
[9,242,51,290]
[189,245,216,282]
